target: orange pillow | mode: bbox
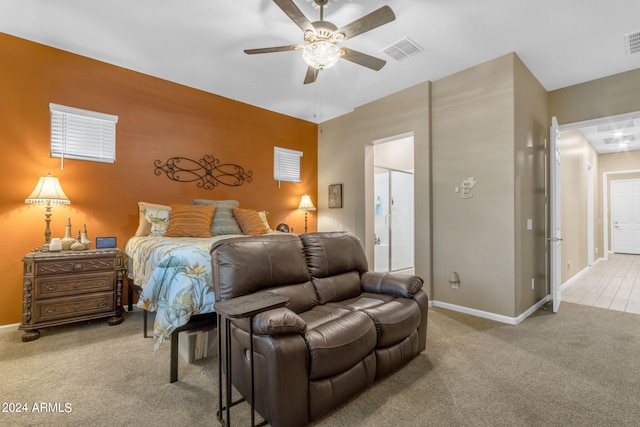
[164,204,216,238]
[233,208,268,236]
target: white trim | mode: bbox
[559,256,604,292]
[431,296,551,325]
[0,323,19,333]
[603,169,640,258]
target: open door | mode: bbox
[550,117,562,313]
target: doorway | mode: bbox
[372,136,415,273]
[550,111,640,313]
[611,179,640,254]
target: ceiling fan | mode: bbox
[244,0,396,84]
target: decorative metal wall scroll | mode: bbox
[154,155,253,189]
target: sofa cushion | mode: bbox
[312,271,362,305]
[362,298,422,348]
[300,232,368,278]
[309,352,376,421]
[327,292,395,311]
[211,234,310,301]
[305,310,377,380]
[374,330,419,379]
[298,305,352,330]
[262,282,319,314]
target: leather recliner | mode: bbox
[211,231,428,427]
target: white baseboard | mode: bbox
[0,323,19,332]
[430,296,551,326]
[560,256,604,292]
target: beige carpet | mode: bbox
[1,303,639,426]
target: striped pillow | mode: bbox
[233,208,268,236]
[164,204,216,238]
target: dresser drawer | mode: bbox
[34,257,116,276]
[33,292,115,324]
[34,272,116,299]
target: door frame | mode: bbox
[550,111,640,310]
[550,117,562,313]
[587,163,594,266]
[604,173,640,257]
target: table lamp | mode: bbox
[297,194,316,233]
[25,173,71,249]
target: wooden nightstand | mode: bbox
[19,248,125,342]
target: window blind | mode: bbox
[274,146,303,184]
[50,103,119,167]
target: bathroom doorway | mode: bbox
[373,136,414,273]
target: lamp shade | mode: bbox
[25,173,71,205]
[297,194,316,211]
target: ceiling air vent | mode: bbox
[624,30,640,55]
[596,120,636,133]
[604,135,635,145]
[382,37,423,62]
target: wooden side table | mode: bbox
[214,292,289,427]
[19,248,125,342]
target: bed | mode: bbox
[125,200,276,351]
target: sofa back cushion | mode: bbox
[300,232,368,304]
[211,234,317,312]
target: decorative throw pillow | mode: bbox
[233,208,268,236]
[192,199,242,235]
[164,204,216,238]
[258,211,273,232]
[135,202,171,236]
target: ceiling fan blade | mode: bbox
[244,45,302,54]
[341,48,387,71]
[304,66,319,84]
[273,0,314,33]
[336,5,396,41]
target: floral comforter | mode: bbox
[125,235,243,349]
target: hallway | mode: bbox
[562,253,640,314]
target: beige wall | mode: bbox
[514,55,550,313]
[559,130,600,283]
[317,52,640,321]
[549,68,640,125]
[432,53,547,317]
[432,54,516,316]
[317,83,431,294]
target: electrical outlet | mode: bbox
[567,261,571,270]
[531,278,535,290]
[451,282,459,289]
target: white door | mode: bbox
[612,179,640,254]
[550,117,562,313]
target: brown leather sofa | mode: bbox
[211,231,428,427]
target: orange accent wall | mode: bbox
[0,33,318,326]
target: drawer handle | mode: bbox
[73,263,84,271]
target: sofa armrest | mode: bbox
[252,307,307,336]
[361,271,424,298]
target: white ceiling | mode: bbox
[2,0,640,139]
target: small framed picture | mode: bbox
[329,184,343,208]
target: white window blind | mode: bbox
[50,103,119,168]
[274,146,303,184]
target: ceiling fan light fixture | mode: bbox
[303,41,341,69]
